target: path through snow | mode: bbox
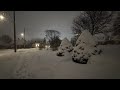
[0,46,120,79]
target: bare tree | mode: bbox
[113,11,120,36]
[45,30,61,50]
[0,35,12,44]
[72,11,114,35]
[45,30,60,40]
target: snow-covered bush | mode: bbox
[72,30,102,64]
[57,38,73,56]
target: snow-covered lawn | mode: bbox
[0,45,120,79]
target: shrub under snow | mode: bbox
[72,30,102,64]
[57,37,73,56]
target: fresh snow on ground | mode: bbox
[0,45,120,79]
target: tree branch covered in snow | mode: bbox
[72,11,114,35]
[113,11,120,36]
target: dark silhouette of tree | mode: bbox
[39,38,46,50]
[45,30,61,50]
[70,36,78,46]
[72,11,114,35]
[0,35,12,44]
[113,11,120,36]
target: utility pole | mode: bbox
[13,11,17,52]
[24,27,26,48]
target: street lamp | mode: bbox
[0,11,17,52]
[21,33,24,37]
[20,28,26,48]
[0,15,5,21]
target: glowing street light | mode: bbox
[0,15,5,21]
[0,11,17,52]
[20,28,26,48]
[21,33,24,37]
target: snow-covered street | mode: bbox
[0,45,120,79]
[1,11,120,79]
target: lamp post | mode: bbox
[0,11,17,52]
[20,28,26,48]
[24,28,25,48]
[13,11,17,52]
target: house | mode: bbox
[32,43,40,48]
[16,38,25,48]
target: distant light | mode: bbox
[35,43,39,48]
[75,34,79,36]
[45,45,48,48]
[45,45,50,49]
[0,15,5,21]
[21,33,24,37]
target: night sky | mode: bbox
[0,11,80,40]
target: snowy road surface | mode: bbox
[0,46,120,79]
